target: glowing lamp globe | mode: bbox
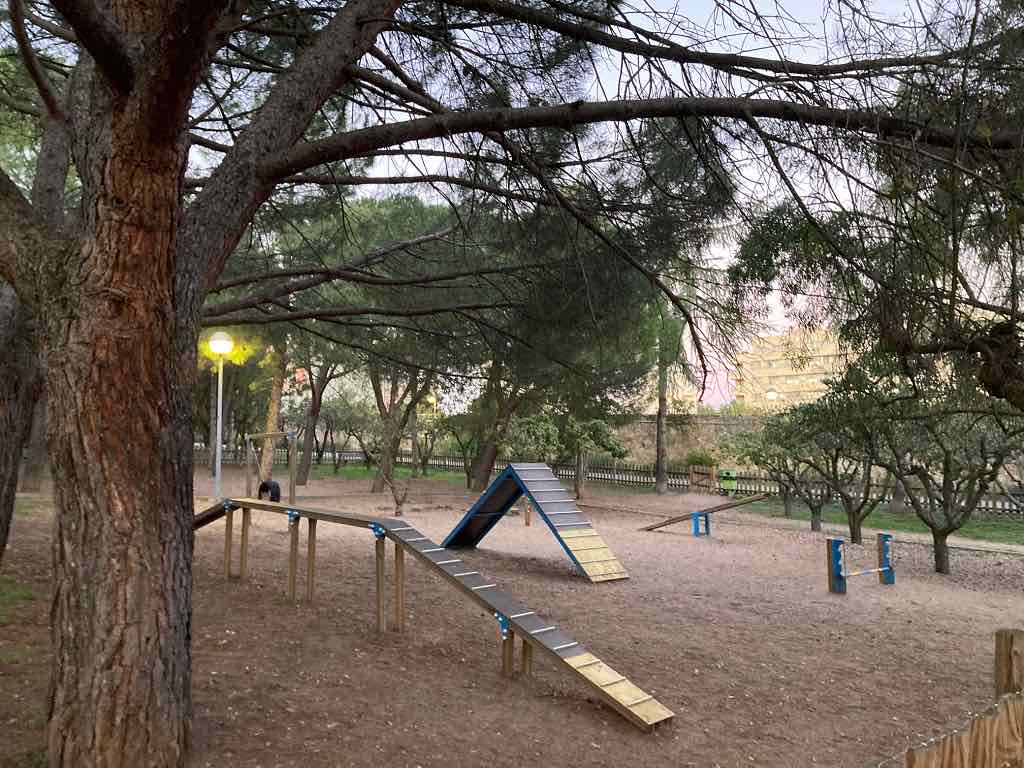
[209,331,234,356]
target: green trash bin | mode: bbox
[719,468,738,496]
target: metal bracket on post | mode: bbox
[494,611,510,640]
[371,522,386,540]
[288,509,300,527]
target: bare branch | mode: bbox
[263,97,1023,181]
[10,0,67,122]
[50,0,134,93]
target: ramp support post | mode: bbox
[287,510,300,602]
[223,501,234,579]
[495,612,515,676]
[373,523,387,635]
[240,507,251,579]
[521,636,533,675]
[393,541,405,632]
[306,519,317,603]
[524,501,531,527]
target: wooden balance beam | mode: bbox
[202,496,673,731]
[640,493,770,532]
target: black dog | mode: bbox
[257,479,281,502]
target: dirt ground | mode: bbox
[4,468,1024,768]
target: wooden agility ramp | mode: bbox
[640,493,769,533]
[442,463,628,582]
[197,495,672,731]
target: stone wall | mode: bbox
[613,414,763,464]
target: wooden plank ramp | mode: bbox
[193,497,227,530]
[377,516,671,731]
[442,463,629,583]
[209,497,672,731]
[640,493,770,532]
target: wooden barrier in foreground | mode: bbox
[888,629,1024,768]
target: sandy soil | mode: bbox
[4,468,1024,768]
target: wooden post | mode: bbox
[288,515,299,602]
[393,542,405,632]
[501,628,516,677]
[288,435,297,505]
[240,508,251,579]
[523,501,531,527]
[995,629,1024,698]
[375,538,386,635]
[306,519,317,603]
[245,437,253,497]
[521,637,533,675]
[223,507,234,579]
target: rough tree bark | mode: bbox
[1,112,69,565]
[259,344,288,481]
[0,284,41,568]
[932,529,951,574]
[297,363,335,486]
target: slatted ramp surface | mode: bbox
[378,516,672,730]
[193,497,227,530]
[442,463,628,583]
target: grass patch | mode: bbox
[313,463,466,486]
[0,577,35,626]
[740,498,1024,547]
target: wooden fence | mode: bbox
[194,446,1024,520]
[880,629,1024,768]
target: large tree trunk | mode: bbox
[931,528,951,574]
[259,347,287,480]
[889,474,906,515]
[654,354,669,495]
[574,452,588,498]
[810,507,822,532]
[0,285,42,568]
[18,396,49,493]
[847,510,863,545]
[470,440,500,492]
[409,406,419,478]
[296,387,323,486]
[372,420,401,493]
[42,115,195,766]
[781,487,793,518]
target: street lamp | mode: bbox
[209,331,234,499]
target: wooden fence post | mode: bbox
[306,519,317,603]
[375,537,386,635]
[995,629,1024,697]
[521,637,533,675]
[393,542,405,633]
[501,628,516,677]
[223,507,234,579]
[287,514,300,602]
[240,507,251,579]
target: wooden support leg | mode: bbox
[306,519,317,603]
[393,542,405,633]
[375,538,386,636]
[524,503,531,527]
[501,628,516,677]
[288,516,300,602]
[240,508,251,580]
[520,637,533,675]
[223,508,234,579]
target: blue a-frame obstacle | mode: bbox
[442,463,628,582]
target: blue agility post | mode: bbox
[692,511,711,537]
[877,533,895,585]
[827,538,846,594]
[828,533,895,595]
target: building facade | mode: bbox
[729,329,844,411]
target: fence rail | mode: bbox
[194,446,1024,521]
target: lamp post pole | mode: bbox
[209,331,235,499]
[215,355,225,499]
